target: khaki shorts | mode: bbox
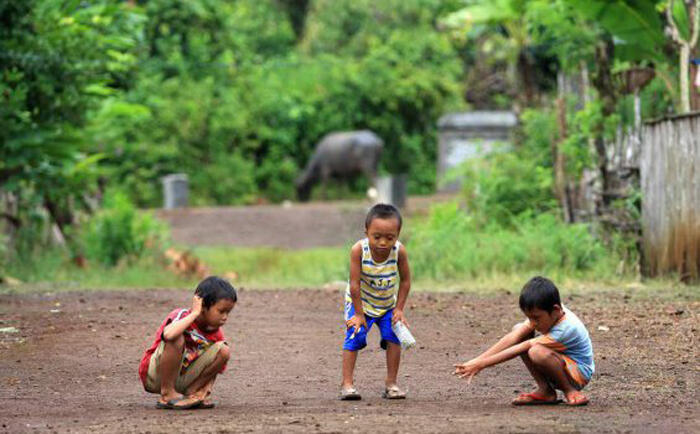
[144,341,226,394]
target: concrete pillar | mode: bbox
[376,175,407,209]
[161,173,188,209]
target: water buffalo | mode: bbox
[296,130,383,201]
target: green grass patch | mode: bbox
[4,243,698,303]
[193,245,349,288]
[1,245,350,292]
[3,200,699,302]
[405,203,625,282]
[2,250,196,293]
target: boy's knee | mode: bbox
[528,344,552,363]
[218,344,231,362]
[163,334,185,349]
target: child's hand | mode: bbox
[392,309,409,327]
[191,295,203,315]
[453,359,482,384]
[346,314,367,337]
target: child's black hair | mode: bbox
[195,276,237,309]
[365,203,402,229]
[519,276,561,313]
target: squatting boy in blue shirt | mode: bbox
[454,276,594,406]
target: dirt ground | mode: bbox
[0,288,697,433]
[155,195,455,248]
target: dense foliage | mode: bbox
[2,0,697,279]
[409,203,612,280]
[86,0,466,207]
[2,1,465,217]
[1,0,142,256]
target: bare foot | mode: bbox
[158,392,183,405]
[199,398,216,409]
[197,390,216,409]
[531,387,556,401]
[186,379,214,401]
[512,388,559,405]
[564,390,589,406]
[171,395,203,409]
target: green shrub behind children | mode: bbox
[80,190,169,266]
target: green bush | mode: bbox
[444,108,559,227]
[79,191,169,266]
[190,152,258,205]
[408,202,615,281]
[457,146,556,227]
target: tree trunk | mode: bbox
[680,44,691,112]
[668,0,700,113]
[43,197,73,246]
[517,49,537,107]
[592,39,616,208]
[555,73,572,223]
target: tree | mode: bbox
[0,1,141,244]
[440,0,555,107]
[667,0,700,112]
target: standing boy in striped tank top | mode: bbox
[340,203,412,400]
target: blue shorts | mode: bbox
[343,302,400,351]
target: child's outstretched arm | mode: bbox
[392,244,411,326]
[454,338,536,383]
[162,295,203,341]
[346,242,368,335]
[473,321,534,361]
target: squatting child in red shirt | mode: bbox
[138,276,236,409]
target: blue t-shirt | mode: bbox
[532,307,595,381]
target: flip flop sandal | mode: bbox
[382,385,406,400]
[199,400,217,409]
[340,387,362,401]
[155,400,175,410]
[155,397,186,410]
[564,393,589,406]
[171,397,203,410]
[512,393,561,406]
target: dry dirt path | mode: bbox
[155,195,454,248]
[0,288,698,433]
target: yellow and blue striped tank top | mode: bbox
[345,238,401,318]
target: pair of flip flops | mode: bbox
[340,385,406,400]
[512,392,589,406]
[155,397,217,410]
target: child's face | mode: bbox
[523,305,563,334]
[201,299,236,331]
[365,217,401,260]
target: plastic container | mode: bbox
[391,320,416,350]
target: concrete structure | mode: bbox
[376,174,407,209]
[437,111,517,192]
[161,173,189,209]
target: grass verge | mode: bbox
[2,245,698,303]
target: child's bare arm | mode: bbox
[393,244,411,325]
[475,321,534,361]
[346,243,367,333]
[454,338,535,383]
[162,295,202,341]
